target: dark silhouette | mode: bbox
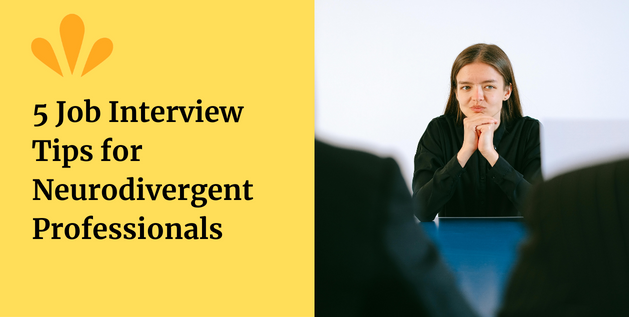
[499,158,629,316]
[316,140,477,316]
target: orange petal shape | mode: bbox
[32,38,63,76]
[82,38,113,76]
[60,14,84,74]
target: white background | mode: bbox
[316,0,629,187]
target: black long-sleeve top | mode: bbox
[412,114,542,221]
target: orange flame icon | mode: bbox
[32,14,113,77]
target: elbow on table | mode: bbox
[412,193,437,221]
[414,204,436,222]
[417,212,436,222]
[413,193,437,221]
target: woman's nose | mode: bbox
[473,86,484,102]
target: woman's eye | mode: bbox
[461,86,470,90]
[485,85,495,89]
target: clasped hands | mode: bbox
[457,115,499,167]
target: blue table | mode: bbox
[420,217,527,317]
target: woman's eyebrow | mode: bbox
[457,79,497,85]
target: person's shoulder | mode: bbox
[430,114,456,125]
[315,140,398,178]
[512,116,540,127]
[508,116,540,133]
[315,140,406,213]
[545,157,629,187]
[425,114,457,131]
[416,115,459,147]
[316,140,391,164]
[526,157,629,220]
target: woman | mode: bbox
[412,44,541,221]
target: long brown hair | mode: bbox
[444,44,523,124]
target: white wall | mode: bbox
[315,0,629,188]
[542,119,629,179]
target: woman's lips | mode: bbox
[471,106,485,112]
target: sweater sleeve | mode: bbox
[488,120,542,213]
[412,120,466,221]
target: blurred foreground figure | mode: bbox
[316,140,477,317]
[499,158,629,316]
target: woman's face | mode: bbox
[455,62,512,122]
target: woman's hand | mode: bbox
[476,122,499,166]
[457,115,498,167]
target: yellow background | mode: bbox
[0,1,313,316]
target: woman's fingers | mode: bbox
[461,118,480,154]
[474,122,492,134]
[467,116,498,127]
[476,124,492,133]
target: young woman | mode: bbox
[412,44,541,221]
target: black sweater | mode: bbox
[412,115,542,221]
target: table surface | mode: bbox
[420,217,527,317]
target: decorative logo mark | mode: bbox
[32,14,113,77]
